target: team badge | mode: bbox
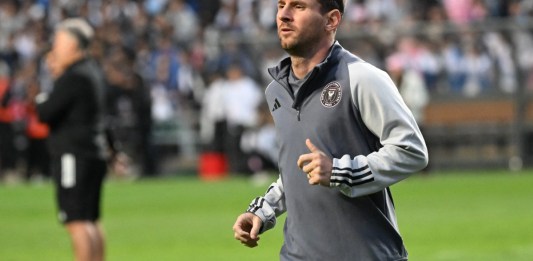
[320,82,342,108]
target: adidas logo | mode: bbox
[272,98,281,112]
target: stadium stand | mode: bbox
[1,0,533,180]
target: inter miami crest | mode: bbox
[320,82,342,108]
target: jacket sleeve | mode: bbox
[329,62,428,198]
[246,175,286,234]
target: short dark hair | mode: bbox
[318,0,345,15]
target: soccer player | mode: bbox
[232,0,429,260]
[35,18,109,261]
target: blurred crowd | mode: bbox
[2,0,533,182]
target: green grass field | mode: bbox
[1,170,533,261]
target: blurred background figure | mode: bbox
[24,77,50,183]
[200,73,226,154]
[197,72,228,180]
[0,60,19,183]
[386,52,430,127]
[240,102,278,185]
[105,46,157,178]
[34,18,109,261]
[221,62,262,175]
[461,42,493,97]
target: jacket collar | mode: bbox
[268,41,343,108]
[268,41,341,84]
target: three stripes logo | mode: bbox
[247,197,265,213]
[272,98,281,112]
[330,165,374,187]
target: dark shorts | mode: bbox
[51,153,107,224]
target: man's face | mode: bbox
[50,30,80,71]
[277,0,327,54]
[45,52,62,78]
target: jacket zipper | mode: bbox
[275,66,320,122]
[292,68,319,122]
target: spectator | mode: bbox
[221,62,262,174]
[144,0,168,16]
[509,1,533,92]
[461,42,493,96]
[443,0,474,24]
[207,38,259,81]
[441,36,466,93]
[102,0,140,26]
[0,60,18,183]
[200,73,226,152]
[214,0,260,35]
[213,0,238,31]
[257,0,277,31]
[163,0,199,48]
[0,0,26,50]
[0,34,20,75]
[386,53,429,126]
[396,36,441,92]
[240,102,278,184]
[105,46,157,177]
[470,0,489,22]
[483,32,516,93]
[24,78,50,183]
[424,3,449,46]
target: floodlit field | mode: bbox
[1,171,533,261]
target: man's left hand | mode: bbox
[297,139,332,186]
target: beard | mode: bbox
[278,25,324,57]
[279,35,319,57]
[280,37,300,53]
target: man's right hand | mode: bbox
[233,212,263,247]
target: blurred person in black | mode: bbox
[105,46,156,177]
[33,18,110,261]
[25,77,51,182]
[0,60,18,182]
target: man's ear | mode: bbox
[325,10,342,32]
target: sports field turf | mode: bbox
[1,170,533,260]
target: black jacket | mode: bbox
[37,58,108,159]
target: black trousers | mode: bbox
[0,122,17,173]
[224,124,250,175]
[25,138,50,179]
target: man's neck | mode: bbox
[290,39,334,79]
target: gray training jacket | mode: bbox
[247,42,428,261]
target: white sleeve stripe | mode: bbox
[332,168,371,177]
[331,174,374,187]
[332,165,369,172]
[332,167,374,181]
[244,175,286,234]
[248,197,265,213]
[266,185,275,194]
[331,173,373,182]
